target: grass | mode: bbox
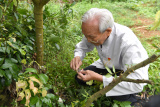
[44,0,160,106]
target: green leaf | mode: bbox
[5,70,12,80]
[25,68,37,74]
[19,48,26,55]
[46,94,57,100]
[48,34,60,44]
[112,66,115,73]
[14,12,18,21]
[105,66,112,74]
[17,8,27,15]
[99,83,103,90]
[120,101,131,107]
[0,58,4,65]
[38,74,48,84]
[30,96,39,106]
[1,62,13,69]
[36,98,42,107]
[13,0,18,6]
[0,7,2,19]
[0,69,4,77]
[41,97,51,105]
[0,47,6,53]
[105,73,112,78]
[11,58,18,63]
[5,77,12,86]
[86,80,93,86]
[21,59,26,65]
[113,103,119,107]
[152,44,159,49]
[9,64,19,80]
[156,48,160,52]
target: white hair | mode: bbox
[82,8,114,33]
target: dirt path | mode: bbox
[130,17,160,38]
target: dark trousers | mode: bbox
[75,65,138,105]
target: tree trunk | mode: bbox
[32,0,50,66]
[34,5,44,66]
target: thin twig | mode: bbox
[122,78,153,85]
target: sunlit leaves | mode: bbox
[21,59,27,65]
[16,80,28,91]
[42,88,47,97]
[105,66,112,75]
[151,10,160,30]
[19,92,25,101]
[86,80,93,85]
[105,73,112,78]
[29,76,43,88]
[25,89,31,107]
[38,74,48,84]
[25,68,37,74]
[13,0,18,7]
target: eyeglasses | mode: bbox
[86,34,103,44]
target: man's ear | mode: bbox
[105,28,112,36]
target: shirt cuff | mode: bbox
[103,76,114,87]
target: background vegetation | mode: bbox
[0,0,160,106]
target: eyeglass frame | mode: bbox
[85,33,104,44]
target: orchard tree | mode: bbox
[32,0,50,66]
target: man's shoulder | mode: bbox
[114,23,138,45]
[114,22,133,33]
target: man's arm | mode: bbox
[70,37,95,71]
[74,37,95,60]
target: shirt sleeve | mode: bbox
[74,37,95,60]
[103,45,149,96]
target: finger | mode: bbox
[76,61,82,71]
[72,58,76,71]
[70,59,73,69]
[80,70,87,74]
[78,72,85,79]
[75,58,80,71]
[77,75,82,80]
[71,59,75,70]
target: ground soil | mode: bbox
[130,17,160,38]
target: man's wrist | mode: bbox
[92,72,103,82]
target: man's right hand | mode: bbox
[70,56,82,71]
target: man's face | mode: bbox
[81,19,110,46]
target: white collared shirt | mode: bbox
[74,22,149,96]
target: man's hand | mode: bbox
[77,70,103,82]
[70,56,82,71]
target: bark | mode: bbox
[85,54,160,107]
[32,0,50,66]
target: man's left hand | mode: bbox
[77,70,103,82]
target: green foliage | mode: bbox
[16,68,59,107]
[43,0,160,106]
[113,100,131,107]
[1,0,159,106]
[0,0,35,89]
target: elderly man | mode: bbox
[70,8,149,105]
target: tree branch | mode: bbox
[85,54,160,107]
[122,78,153,85]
